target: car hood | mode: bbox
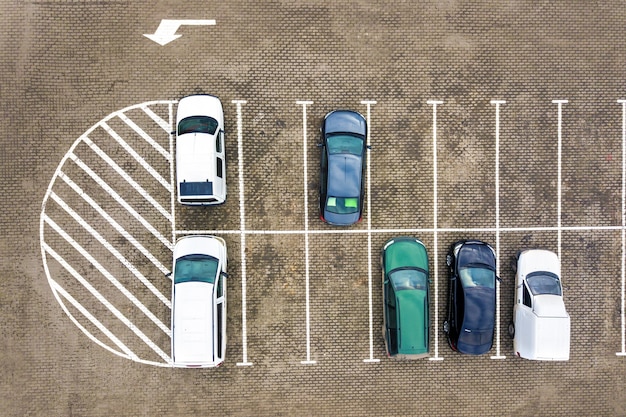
[519,249,560,277]
[176,95,223,124]
[384,239,428,273]
[324,110,366,136]
[176,132,215,182]
[458,286,495,355]
[457,242,496,269]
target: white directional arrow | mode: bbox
[144,19,216,46]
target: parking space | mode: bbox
[5,1,626,415]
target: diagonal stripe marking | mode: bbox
[83,136,171,219]
[43,239,171,362]
[69,153,173,250]
[50,191,171,310]
[117,112,170,159]
[99,123,171,189]
[44,214,171,336]
[141,105,171,133]
[58,171,170,275]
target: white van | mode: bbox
[510,249,570,361]
[171,235,227,368]
[175,95,226,205]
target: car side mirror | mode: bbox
[496,276,502,282]
[170,130,176,135]
[165,271,172,278]
[366,145,372,150]
[316,143,323,148]
[221,271,229,279]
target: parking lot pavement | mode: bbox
[2,1,626,415]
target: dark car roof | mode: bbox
[327,154,362,197]
[324,110,367,136]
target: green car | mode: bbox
[381,237,430,359]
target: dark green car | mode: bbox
[381,237,430,359]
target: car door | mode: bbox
[384,279,398,355]
[319,143,328,211]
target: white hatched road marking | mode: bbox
[44,214,171,335]
[49,191,171,310]
[49,278,137,360]
[41,101,175,367]
[43,240,171,362]
[100,121,171,190]
[82,136,171,220]
[618,99,626,357]
[69,153,172,249]
[57,171,170,275]
[117,112,171,160]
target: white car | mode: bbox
[171,235,227,368]
[175,95,226,205]
[510,249,570,361]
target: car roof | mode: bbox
[327,154,362,197]
[384,238,428,273]
[396,289,428,354]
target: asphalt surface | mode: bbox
[2,1,626,416]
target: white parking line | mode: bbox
[42,239,171,363]
[427,100,444,361]
[490,100,506,360]
[233,100,253,367]
[553,100,568,260]
[141,104,172,133]
[361,100,380,364]
[618,99,626,357]
[168,101,176,246]
[69,153,173,250]
[296,100,316,365]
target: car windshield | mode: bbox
[459,266,495,289]
[174,254,219,284]
[390,268,428,291]
[326,196,359,214]
[326,134,364,155]
[526,272,562,296]
[178,116,219,135]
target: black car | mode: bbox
[319,110,367,226]
[443,240,498,355]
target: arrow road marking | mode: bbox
[144,19,216,46]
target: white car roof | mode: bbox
[172,281,215,366]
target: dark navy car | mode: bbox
[319,110,367,226]
[443,240,498,355]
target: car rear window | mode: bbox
[174,254,219,284]
[178,116,219,135]
[326,196,359,214]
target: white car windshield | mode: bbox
[174,254,219,284]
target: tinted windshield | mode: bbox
[459,267,495,289]
[326,134,364,155]
[326,196,359,214]
[174,254,219,284]
[390,268,428,291]
[178,116,219,135]
[527,272,562,296]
